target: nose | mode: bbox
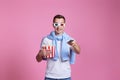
[56,26,60,29]
[55,25,60,29]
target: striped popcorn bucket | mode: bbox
[43,46,55,58]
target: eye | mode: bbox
[55,23,58,26]
[61,23,65,26]
[61,23,64,26]
[54,23,58,27]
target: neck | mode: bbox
[55,32,64,36]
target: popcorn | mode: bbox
[43,46,55,58]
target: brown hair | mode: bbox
[53,14,66,23]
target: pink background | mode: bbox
[0,0,120,80]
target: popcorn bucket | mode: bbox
[43,46,55,58]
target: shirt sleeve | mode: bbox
[40,37,48,48]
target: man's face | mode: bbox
[53,18,65,35]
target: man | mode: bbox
[36,14,80,80]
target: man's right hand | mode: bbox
[40,47,52,57]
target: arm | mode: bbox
[68,40,81,54]
[36,50,43,62]
[36,37,47,62]
[71,41,80,54]
[36,47,52,62]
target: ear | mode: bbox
[63,25,65,28]
[52,24,55,28]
